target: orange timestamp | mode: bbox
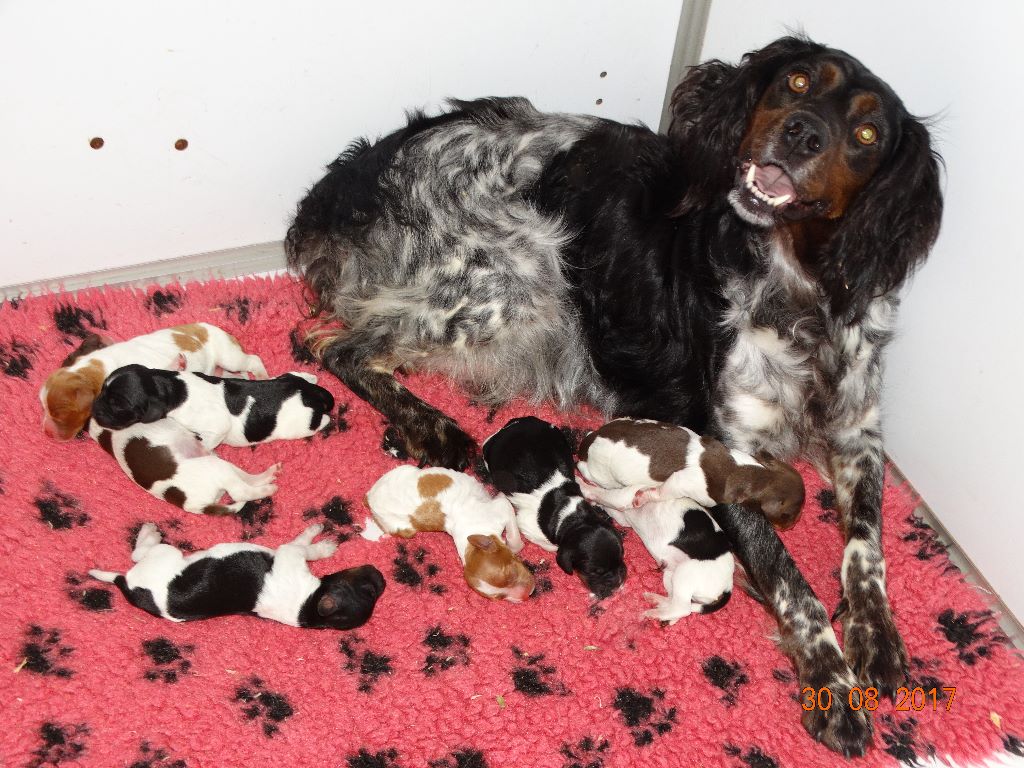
[801,686,957,712]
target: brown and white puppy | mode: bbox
[89,417,280,515]
[577,418,805,529]
[40,324,268,441]
[362,465,535,602]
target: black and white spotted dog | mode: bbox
[91,364,335,448]
[286,37,943,755]
[90,523,385,629]
[482,416,625,599]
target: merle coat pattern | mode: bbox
[285,37,943,755]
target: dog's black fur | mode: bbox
[285,37,943,755]
[483,416,625,598]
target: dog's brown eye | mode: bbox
[787,72,810,94]
[855,123,878,145]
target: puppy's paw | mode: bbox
[360,518,387,542]
[642,592,686,624]
[392,414,477,471]
[306,540,338,560]
[297,523,325,542]
[841,596,909,697]
[800,677,873,757]
[633,488,658,507]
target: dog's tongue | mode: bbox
[755,164,796,200]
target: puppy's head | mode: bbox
[306,565,386,630]
[724,458,806,529]
[463,534,535,603]
[91,364,178,429]
[555,504,627,599]
[40,359,107,440]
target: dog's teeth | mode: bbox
[769,194,792,207]
[746,164,757,185]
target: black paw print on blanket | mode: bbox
[238,498,275,540]
[219,296,257,324]
[392,542,446,594]
[612,687,676,747]
[0,338,36,379]
[937,608,1008,665]
[428,748,488,768]
[65,572,113,612]
[422,626,471,676]
[723,744,782,768]
[20,625,75,678]
[878,714,936,765]
[233,676,294,737]
[510,647,570,697]
[347,748,402,768]
[560,736,610,768]
[142,638,195,684]
[144,289,184,317]
[339,635,394,693]
[53,303,106,340]
[521,558,554,596]
[303,495,358,542]
[127,520,196,554]
[28,722,89,768]
[702,656,749,706]
[35,485,90,530]
[129,741,187,768]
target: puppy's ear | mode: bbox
[317,593,339,616]
[823,116,943,319]
[722,465,765,507]
[556,546,575,575]
[467,534,497,552]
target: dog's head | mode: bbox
[91,364,181,429]
[39,332,115,440]
[555,502,627,599]
[724,457,806,530]
[463,534,536,603]
[305,565,386,630]
[669,36,943,318]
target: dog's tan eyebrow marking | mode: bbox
[817,61,842,91]
[849,93,881,118]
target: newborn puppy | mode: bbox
[91,523,385,629]
[92,365,335,448]
[89,418,280,515]
[363,465,535,602]
[40,324,268,441]
[482,416,626,599]
[578,418,805,529]
[620,498,734,623]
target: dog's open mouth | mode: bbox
[742,162,796,210]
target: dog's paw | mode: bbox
[800,679,873,758]
[842,597,909,697]
[641,592,686,624]
[306,540,338,560]
[393,414,477,471]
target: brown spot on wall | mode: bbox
[417,473,453,498]
[171,323,209,353]
[164,486,186,508]
[412,499,446,532]
[123,437,177,490]
[96,429,114,456]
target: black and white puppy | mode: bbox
[90,523,385,629]
[614,499,733,623]
[482,416,626,599]
[91,364,335,448]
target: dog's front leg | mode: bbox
[320,338,476,470]
[830,424,909,697]
[711,502,872,756]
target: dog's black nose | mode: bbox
[782,112,828,156]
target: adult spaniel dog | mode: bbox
[286,36,942,755]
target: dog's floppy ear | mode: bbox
[822,116,943,319]
[668,36,825,209]
[556,546,575,575]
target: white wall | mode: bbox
[701,1,1024,621]
[0,0,683,288]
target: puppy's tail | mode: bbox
[88,569,120,583]
[696,589,732,614]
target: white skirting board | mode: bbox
[0,241,287,302]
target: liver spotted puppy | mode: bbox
[363,465,535,602]
[577,418,805,529]
[91,364,335,448]
[91,523,385,629]
[482,416,625,599]
[40,324,267,440]
[90,418,280,515]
